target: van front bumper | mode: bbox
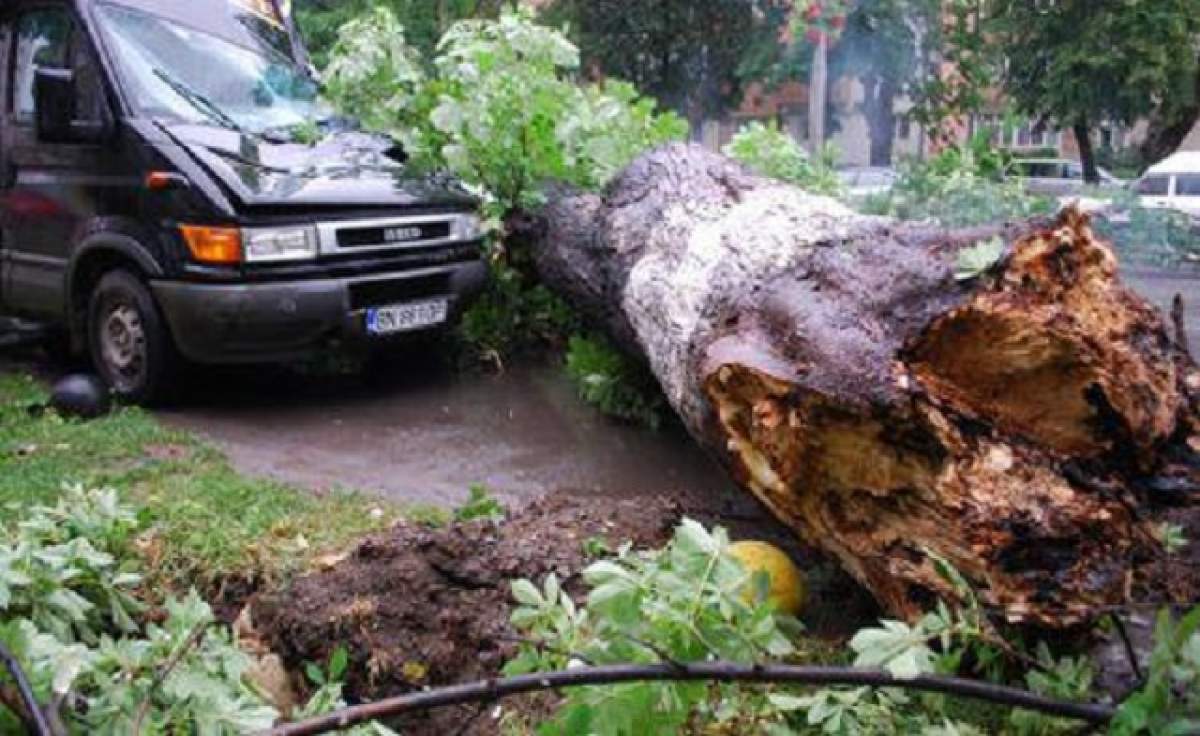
[151,261,487,364]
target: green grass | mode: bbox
[0,372,425,596]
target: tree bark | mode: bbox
[1074,121,1099,185]
[863,74,898,167]
[1139,63,1200,167]
[517,143,1200,628]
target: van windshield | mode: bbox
[95,3,328,135]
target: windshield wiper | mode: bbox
[152,69,251,137]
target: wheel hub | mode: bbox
[100,304,146,382]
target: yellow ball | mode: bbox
[728,541,806,616]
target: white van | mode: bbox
[1133,151,1200,218]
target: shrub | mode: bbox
[564,335,666,429]
[863,133,1054,227]
[723,121,842,196]
[1093,191,1200,269]
[457,262,581,363]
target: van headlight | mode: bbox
[451,214,482,242]
[243,226,319,262]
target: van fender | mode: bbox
[66,230,165,347]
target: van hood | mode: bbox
[165,124,478,211]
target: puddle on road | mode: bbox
[158,358,749,513]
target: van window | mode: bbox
[1136,175,1170,196]
[96,4,326,135]
[12,8,71,120]
[1175,174,1200,196]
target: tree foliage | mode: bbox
[826,0,938,165]
[293,0,504,67]
[989,0,1200,179]
[909,0,994,146]
[542,0,791,123]
[502,520,1200,735]
[769,0,940,166]
[321,6,687,212]
[0,487,391,734]
[723,121,842,195]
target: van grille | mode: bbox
[349,274,451,310]
[337,221,452,248]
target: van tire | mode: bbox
[87,269,177,405]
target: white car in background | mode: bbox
[1007,158,1123,195]
[837,167,898,198]
[1133,151,1200,219]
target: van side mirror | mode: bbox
[34,67,110,144]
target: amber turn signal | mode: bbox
[180,225,242,264]
[145,171,189,191]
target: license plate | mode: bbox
[366,299,449,335]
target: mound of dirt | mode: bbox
[254,491,684,733]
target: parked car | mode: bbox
[836,167,898,198]
[1132,151,1200,219]
[0,0,487,403]
[1006,158,1122,195]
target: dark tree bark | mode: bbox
[517,143,1200,628]
[1140,63,1200,167]
[863,74,898,167]
[1074,120,1100,184]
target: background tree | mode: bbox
[768,0,938,166]
[990,0,1200,182]
[908,0,994,148]
[1140,59,1200,166]
[827,0,938,166]
[294,0,506,67]
[542,0,791,127]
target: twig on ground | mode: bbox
[261,661,1118,736]
[131,622,208,736]
[1109,612,1145,685]
[0,642,58,736]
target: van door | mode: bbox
[1171,173,1200,218]
[1135,173,1173,210]
[1,3,116,319]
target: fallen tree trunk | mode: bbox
[516,143,1200,628]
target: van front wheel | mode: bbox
[88,270,176,404]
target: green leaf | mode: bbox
[954,237,1005,281]
[305,661,326,686]
[329,646,349,682]
[511,579,543,607]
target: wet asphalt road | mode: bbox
[157,357,752,513]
